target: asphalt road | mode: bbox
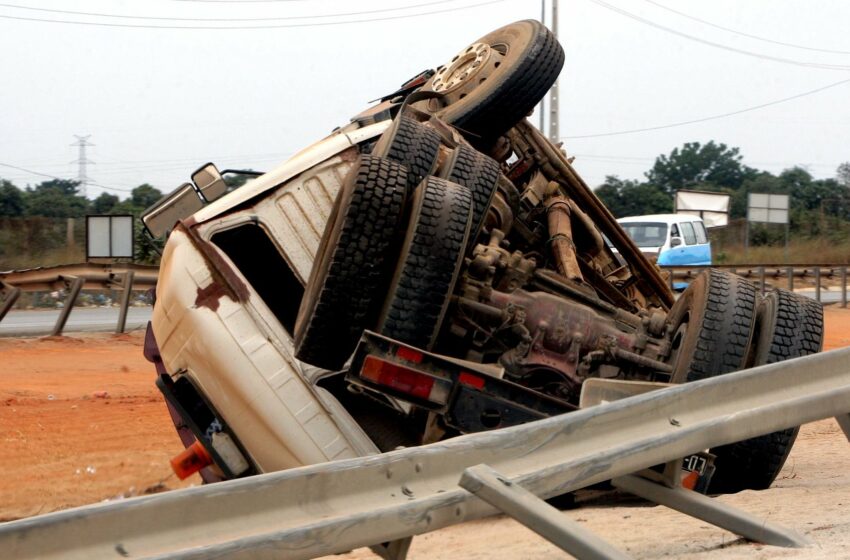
[0,307,152,337]
[0,290,841,338]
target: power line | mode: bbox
[561,77,850,139]
[173,0,307,2]
[0,0,507,30]
[642,0,850,56]
[587,0,850,71]
[0,162,133,193]
[0,0,464,23]
[0,162,73,182]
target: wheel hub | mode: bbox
[431,43,492,93]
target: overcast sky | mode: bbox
[2,0,849,200]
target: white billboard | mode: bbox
[87,215,134,259]
[674,190,730,227]
[748,193,789,224]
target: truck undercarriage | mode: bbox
[142,20,823,497]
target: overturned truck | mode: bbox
[142,20,823,496]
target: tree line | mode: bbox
[0,179,162,219]
[1,142,849,261]
[594,141,850,244]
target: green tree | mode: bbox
[837,162,850,188]
[595,175,672,218]
[130,184,162,210]
[646,141,756,194]
[91,192,120,214]
[24,179,88,218]
[0,179,25,217]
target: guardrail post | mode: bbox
[758,266,766,295]
[842,267,847,308]
[116,271,135,334]
[460,464,632,560]
[815,267,821,303]
[51,276,83,336]
[836,413,850,441]
[611,475,811,548]
[0,282,22,324]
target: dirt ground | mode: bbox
[1,309,849,558]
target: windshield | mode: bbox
[620,222,668,248]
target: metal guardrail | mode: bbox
[1,347,848,559]
[663,264,849,306]
[0,263,158,334]
[2,263,846,336]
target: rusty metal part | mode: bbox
[485,190,514,234]
[462,229,537,301]
[430,42,493,94]
[487,289,646,384]
[511,120,673,309]
[530,269,640,328]
[565,199,605,258]
[179,221,250,304]
[581,346,673,375]
[545,195,582,282]
[577,260,639,313]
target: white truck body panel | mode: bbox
[151,120,391,473]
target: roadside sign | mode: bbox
[674,190,730,228]
[86,215,134,259]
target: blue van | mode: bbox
[616,214,711,266]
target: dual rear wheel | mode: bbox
[666,270,824,493]
[295,115,497,370]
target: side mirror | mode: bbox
[192,162,228,203]
[142,183,204,238]
[670,237,683,248]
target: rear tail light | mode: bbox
[361,355,451,405]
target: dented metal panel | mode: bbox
[2,347,849,559]
[151,229,378,474]
[190,121,389,226]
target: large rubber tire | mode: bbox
[294,155,409,370]
[378,177,473,350]
[666,270,766,494]
[417,19,564,140]
[439,143,500,246]
[708,289,824,493]
[667,269,758,384]
[371,114,441,189]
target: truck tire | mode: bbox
[439,143,501,247]
[708,289,824,493]
[666,269,757,384]
[417,19,564,141]
[378,177,473,350]
[295,155,410,370]
[666,270,768,494]
[371,114,441,189]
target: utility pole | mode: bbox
[71,135,94,198]
[548,0,560,143]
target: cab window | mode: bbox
[680,222,697,245]
[694,221,708,244]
